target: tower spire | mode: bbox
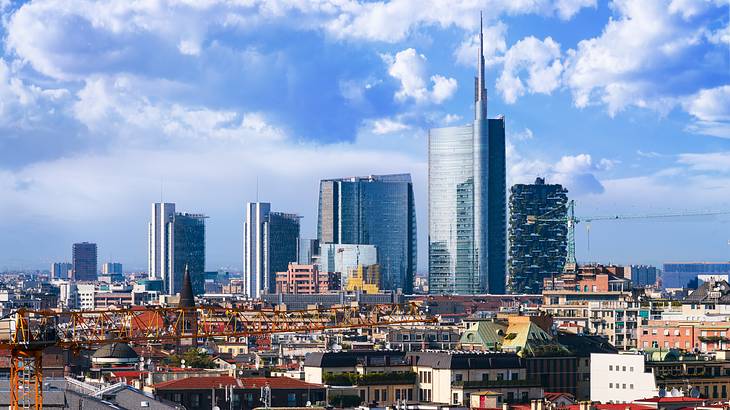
[475,11,487,120]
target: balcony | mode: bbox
[324,371,417,386]
[452,377,542,389]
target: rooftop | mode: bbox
[154,376,323,390]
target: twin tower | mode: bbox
[428,16,506,294]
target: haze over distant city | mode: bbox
[1,0,729,271]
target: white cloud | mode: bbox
[562,0,727,116]
[371,118,410,135]
[683,85,730,138]
[554,0,597,20]
[441,113,462,125]
[497,36,563,103]
[677,151,730,173]
[454,21,508,67]
[384,48,457,105]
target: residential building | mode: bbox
[243,202,300,298]
[662,262,730,289]
[508,177,568,294]
[154,376,325,410]
[590,353,659,403]
[77,283,96,310]
[275,263,340,294]
[409,351,542,406]
[72,242,97,282]
[428,20,506,295]
[383,325,460,351]
[541,268,645,349]
[627,265,658,287]
[647,350,730,400]
[317,174,417,293]
[261,291,404,311]
[51,262,71,280]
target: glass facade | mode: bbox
[320,244,378,287]
[663,262,730,289]
[172,213,206,295]
[428,125,476,294]
[317,174,417,293]
[427,20,506,295]
[266,212,301,293]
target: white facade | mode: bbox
[243,202,271,299]
[77,283,96,310]
[590,353,658,403]
[148,203,175,287]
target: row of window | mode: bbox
[608,383,634,389]
[608,365,635,372]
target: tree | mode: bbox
[165,348,217,369]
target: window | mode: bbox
[610,383,613,388]
[396,390,401,401]
[507,392,515,403]
[408,389,413,401]
[630,367,634,372]
[191,394,200,407]
[609,365,613,371]
[427,372,431,383]
[622,366,626,371]
[511,373,518,380]
[288,393,297,407]
[382,390,388,402]
[623,384,626,389]
[497,373,505,381]
[630,384,634,389]
[453,393,459,404]
[455,374,463,382]
[482,373,489,381]
[522,392,528,402]
[375,390,380,402]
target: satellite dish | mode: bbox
[690,388,700,398]
[306,401,312,407]
[658,389,667,398]
[670,388,681,397]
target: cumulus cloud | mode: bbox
[496,36,563,103]
[454,21,508,67]
[683,85,730,137]
[383,48,457,105]
[370,118,410,135]
[562,0,728,116]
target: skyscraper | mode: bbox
[428,17,506,295]
[243,202,300,298]
[72,242,97,281]
[508,177,568,294]
[149,203,175,283]
[172,213,207,296]
[317,174,417,293]
[149,203,207,295]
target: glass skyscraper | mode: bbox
[428,18,506,295]
[317,174,417,293]
[172,213,207,296]
[243,202,301,298]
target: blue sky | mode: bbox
[0,0,729,272]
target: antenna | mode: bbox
[256,176,259,202]
[160,178,164,203]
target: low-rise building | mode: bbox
[590,352,659,403]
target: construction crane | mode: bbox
[0,302,435,410]
[527,200,730,271]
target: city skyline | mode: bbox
[1,2,729,271]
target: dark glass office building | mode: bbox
[508,177,568,294]
[266,212,301,292]
[428,20,506,295]
[72,242,98,282]
[172,213,207,295]
[317,174,417,293]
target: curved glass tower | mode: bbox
[428,15,506,294]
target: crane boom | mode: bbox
[527,201,730,271]
[1,302,435,410]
